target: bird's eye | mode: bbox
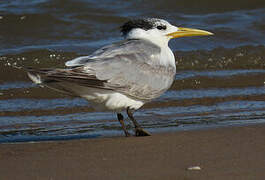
[157,25,167,30]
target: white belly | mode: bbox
[54,82,144,112]
[82,91,144,112]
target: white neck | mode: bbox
[125,28,176,68]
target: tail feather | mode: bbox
[12,65,44,84]
[13,66,57,85]
[23,67,77,96]
[14,66,110,97]
[27,71,43,84]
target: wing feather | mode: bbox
[33,39,176,100]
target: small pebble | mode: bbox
[187,166,201,171]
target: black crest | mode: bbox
[120,19,156,36]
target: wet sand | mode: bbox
[1,124,265,180]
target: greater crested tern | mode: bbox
[27,18,213,137]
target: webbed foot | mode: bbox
[135,128,151,136]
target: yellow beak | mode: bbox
[167,27,213,39]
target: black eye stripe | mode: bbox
[157,25,167,30]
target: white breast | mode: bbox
[159,46,176,67]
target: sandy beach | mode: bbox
[1,124,265,180]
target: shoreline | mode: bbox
[1,124,265,179]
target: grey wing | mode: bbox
[36,39,176,100]
[76,39,175,100]
[65,39,160,67]
[82,58,175,100]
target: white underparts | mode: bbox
[82,91,144,112]
[58,82,144,112]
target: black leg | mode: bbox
[126,108,151,136]
[117,113,130,137]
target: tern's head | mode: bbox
[120,18,213,46]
